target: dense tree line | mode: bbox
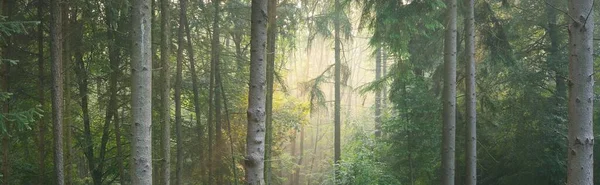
[0,0,597,184]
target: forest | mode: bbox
[0,0,598,184]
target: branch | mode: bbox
[545,1,579,24]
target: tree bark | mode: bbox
[159,0,171,183]
[375,46,382,137]
[566,0,594,184]
[131,0,153,183]
[442,0,457,183]
[211,1,223,182]
[464,0,476,183]
[175,0,185,183]
[334,0,342,182]
[265,0,277,183]
[50,0,65,183]
[246,0,267,183]
[61,2,72,184]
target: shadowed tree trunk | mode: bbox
[246,0,267,183]
[334,0,342,182]
[442,0,457,183]
[265,0,277,183]
[175,0,185,183]
[50,0,65,183]
[159,0,171,183]
[375,46,382,137]
[131,0,153,183]
[566,0,594,184]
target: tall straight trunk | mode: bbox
[207,3,216,180]
[115,109,124,182]
[566,0,594,184]
[182,2,204,178]
[546,0,565,99]
[265,0,277,183]
[246,0,267,184]
[374,46,382,137]
[441,0,457,183]
[211,0,223,182]
[50,0,65,183]
[382,49,387,109]
[61,2,71,184]
[131,0,153,183]
[334,0,341,179]
[174,0,185,183]
[159,0,171,184]
[36,0,47,183]
[212,0,222,147]
[464,0,476,183]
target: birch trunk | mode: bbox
[131,0,153,183]
[246,0,267,183]
[566,0,594,184]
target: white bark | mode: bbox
[566,0,594,184]
[131,0,153,184]
[246,0,267,184]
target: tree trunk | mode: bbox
[50,0,65,183]
[159,0,171,183]
[265,0,277,183]
[36,0,47,183]
[175,0,185,184]
[115,108,124,183]
[61,2,72,184]
[375,46,382,137]
[442,0,457,183]
[566,0,594,184]
[211,1,223,183]
[334,0,342,182]
[546,0,565,99]
[131,0,153,183]
[464,0,476,183]
[246,0,267,184]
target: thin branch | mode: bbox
[545,1,578,24]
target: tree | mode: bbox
[566,0,594,184]
[334,0,342,181]
[159,0,171,183]
[131,0,153,183]
[175,0,186,184]
[464,0,476,183]
[246,0,267,183]
[50,0,65,183]
[265,0,277,183]
[374,46,382,137]
[441,0,457,183]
